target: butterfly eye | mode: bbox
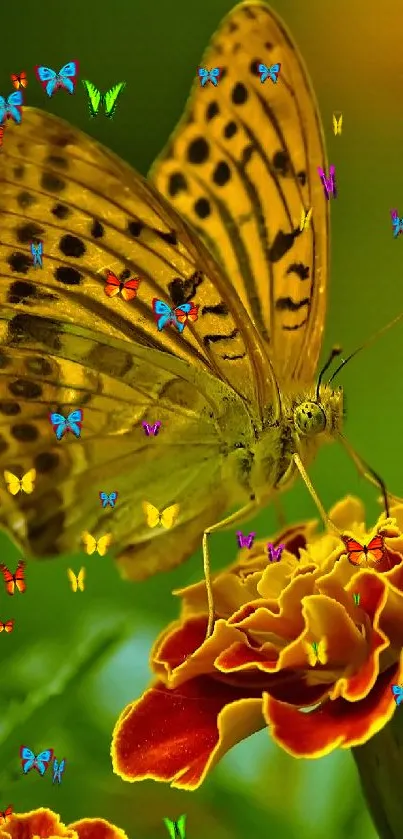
[294,401,326,436]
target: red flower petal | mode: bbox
[263,662,401,757]
[111,677,264,789]
[69,819,128,839]
[0,808,74,838]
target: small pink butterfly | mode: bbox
[267,543,284,562]
[142,421,161,436]
[236,531,256,549]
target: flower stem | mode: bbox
[352,711,403,839]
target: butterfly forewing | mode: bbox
[150,1,329,382]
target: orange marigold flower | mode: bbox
[0,807,128,839]
[111,497,403,790]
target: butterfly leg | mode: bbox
[292,453,341,535]
[337,434,402,516]
[203,499,258,638]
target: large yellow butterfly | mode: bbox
[81,533,112,556]
[142,502,180,530]
[0,2,392,635]
[67,567,86,592]
[4,469,36,496]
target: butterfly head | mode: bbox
[293,385,344,440]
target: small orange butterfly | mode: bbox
[343,534,386,567]
[0,560,26,595]
[0,620,14,633]
[104,271,141,301]
[0,805,12,822]
[11,71,28,90]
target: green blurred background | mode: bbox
[1,1,403,837]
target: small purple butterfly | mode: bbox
[142,421,161,436]
[236,531,256,549]
[267,543,285,562]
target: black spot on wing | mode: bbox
[201,303,229,316]
[203,328,239,347]
[16,191,36,209]
[7,253,32,274]
[154,229,178,246]
[286,263,310,281]
[168,271,204,306]
[275,297,310,312]
[269,230,298,262]
[168,172,188,197]
[16,223,44,244]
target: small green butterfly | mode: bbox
[163,815,186,839]
[82,80,125,118]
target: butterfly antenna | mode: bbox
[315,346,342,400]
[328,312,403,386]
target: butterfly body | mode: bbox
[343,534,385,567]
[11,71,27,90]
[164,815,186,839]
[258,62,281,83]
[82,533,112,556]
[332,113,342,135]
[49,409,83,439]
[236,531,255,549]
[198,67,221,87]
[4,468,36,495]
[82,80,125,117]
[0,620,14,632]
[152,299,199,332]
[20,747,53,775]
[99,491,118,508]
[0,1,380,626]
[68,568,85,591]
[267,542,284,562]
[34,61,78,96]
[142,421,161,436]
[0,91,23,125]
[0,561,26,595]
[31,240,43,268]
[104,271,140,301]
[52,757,66,783]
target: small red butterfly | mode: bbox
[0,620,14,633]
[343,534,386,567]
[0,127,4,148]
[0,805,12,822]
[0,560,26,595]
[104,271,141,302]
[11,71,28,90]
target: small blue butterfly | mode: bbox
[52,757,66,784]
[30,241,43,268]
[99,491,118,508]
[34,61,79,97]
[152,299,199,333]
[20,746,53,776]
[258,62,281,84]
[49,409,83,440]
[392,684,403,706]
[198,67,221,87]
[0,90,23,125]
[391,214,403,238]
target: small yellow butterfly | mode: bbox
[333,113,343,135]
[4,469,36,496]
[142,502,180,530]
[67,567,86,592]
[306,639,327,667]
[299,207,312,232]
[81,532,112,556]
